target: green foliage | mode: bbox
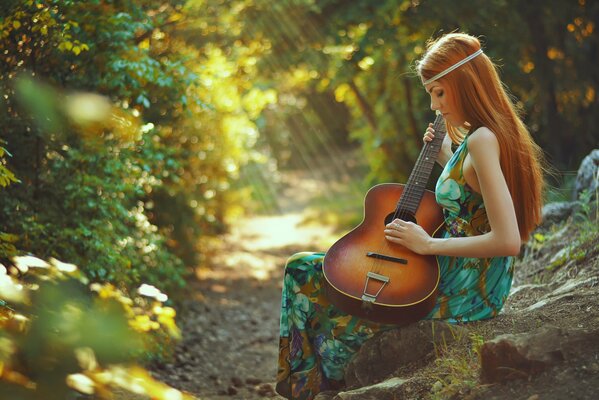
[576,186,599,222]
[202,0,597,189]
[0,0,268,293]
[0,143,19,189]
[0,255,192,399]
[1,76,188,291]
[430,331,486,400]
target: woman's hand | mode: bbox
[423,123,453,166]
[384,218,432,255]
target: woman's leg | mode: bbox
[276,252,392,400]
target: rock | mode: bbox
[536,149,598,229]
[231,376,244,387]
[540,201,580,227]
[549,276,598,297]
[344,321,468,388]
[226,385,238,395]
[521,276,598,312]
[245,377,262,385]
[573,149,599,201]
[256,383,276,397]
[332,377,411,400]
[314,390,339,400]
[480,325,599,383]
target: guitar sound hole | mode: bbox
[384,211,416,226]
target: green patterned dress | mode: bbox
[275,134,515,400]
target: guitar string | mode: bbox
[367,115,445,296]
[367,115,446,290]
[395,114,445,222]
[398,116,444,222]
[380,115,444,266]
[369,116,441,276]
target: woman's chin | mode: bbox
[445,117,466,128]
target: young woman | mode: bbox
[275,32,545,400]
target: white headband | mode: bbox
[423,49,483,85]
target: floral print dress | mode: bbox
[275,134,515,400]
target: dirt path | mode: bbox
[151,170,342,399]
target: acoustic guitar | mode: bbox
[322,114,447,325]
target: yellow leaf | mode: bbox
[41,26,48,35]
[334,83,350,102]
[13,20,21,29]
[64,41,73,51]
[139,38,150,50]
[73,46,81,55]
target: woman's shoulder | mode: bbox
[466,126,500,156]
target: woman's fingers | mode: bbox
[423,125,435,143]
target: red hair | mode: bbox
[417,33,545,241]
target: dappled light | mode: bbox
[1,0,596,399]
[198,210,338,283]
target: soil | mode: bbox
[150,165,599,400]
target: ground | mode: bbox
[150,163,599,400]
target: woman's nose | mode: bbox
[430,99,439,111]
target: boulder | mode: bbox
[332,377,411,400]
[535,149,598,230]
[480,325,599,383]
[540,201,580,226]
[573,149,599,201]
[344,320,467,388]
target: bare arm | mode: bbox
[386,127,521,257]
[426,127,521,257]
[436,144,453,167]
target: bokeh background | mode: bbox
[0,0,597,398]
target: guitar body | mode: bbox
[323,183,445,325]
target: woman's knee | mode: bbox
[284,252,325,275]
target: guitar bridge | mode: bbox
[361,271,390,308]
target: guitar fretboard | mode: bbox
[395,114,447,217]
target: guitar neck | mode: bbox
[396,115,447,216]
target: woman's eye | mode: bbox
[437,90,444,97]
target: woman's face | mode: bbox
[424,81,465,128]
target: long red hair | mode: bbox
[417,33,545,241]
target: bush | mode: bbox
[0,255,193,399]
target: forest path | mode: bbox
[151,167,349,399]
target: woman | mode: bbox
[275,32,545,400]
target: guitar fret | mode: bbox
[396,114,447,216]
